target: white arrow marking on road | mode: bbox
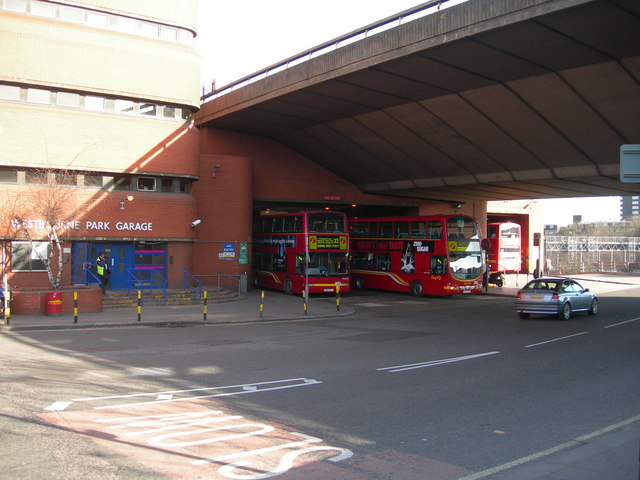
[44,401,72,411]
[377,351,501,373]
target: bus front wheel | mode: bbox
[355,276,365,290]
[284,277,293,295]
[410,280,423,296]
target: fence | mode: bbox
[545,236,640,274]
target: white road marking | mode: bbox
[44,401,72,411]
[604,317,640,328]
[352,302,391,307]
[42,378,322,412]
[86,371,110,378]
[456,414,640,480]
[377,351,500,373]
[525,331,588,348]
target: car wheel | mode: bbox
[588,298,598,315]
[410,280,423,296]
[558,302,571,320]
[495,278,504,287]
[284,278,293,295]
[518,312,530,319]
[355,276,364,290]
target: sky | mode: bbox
[196,1,622,227]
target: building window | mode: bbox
[56,92,81,108]
[87,11,108,28]
[25,170,47,184]
[84,95,105,112]
[162,26,178,42]
[83,174,102,187]
[31,1,56,18]
[4,0,26,13]
[11,241,48,272]
[0,167,18,183]
[137,177,156,191]
[113,175,132,190]
[179,179,190,193]
[54,172,77,185]
[161,178,174,192]
[114,99,135,114]
[139,103,157,117]
[163,106,176,119]
[26,88,51,104]
[115,16,138,34]
[59,5,83,23]
[0,84,21,102]
[140,22,159,38]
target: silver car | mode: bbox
[515,277,598,320]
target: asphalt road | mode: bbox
[1,283,638,480]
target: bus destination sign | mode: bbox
[309,235,348,250]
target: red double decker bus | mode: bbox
[252,211,350,294]
[348,214,484,296]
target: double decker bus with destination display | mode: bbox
[252,210,350,295]
[486,221,522,287]
[348,214,484,296]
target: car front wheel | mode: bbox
[558,302,571,320]
[588,298,598,315]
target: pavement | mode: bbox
[1,273,638,480]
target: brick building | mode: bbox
[0,0,484,305]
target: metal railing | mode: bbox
[182,268,203,295]
[82,263,102,285]
[184,272,247,298]
[545,236,640,274]
[201,0,463,101]
[126,269,167,304]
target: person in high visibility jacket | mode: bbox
[96,252,110,294]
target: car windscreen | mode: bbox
[525,281,559,290]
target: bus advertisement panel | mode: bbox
[252,211,350,294]
[348,215,483,296]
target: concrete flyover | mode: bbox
[196,0,640,203]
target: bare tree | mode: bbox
[2,168,80,290]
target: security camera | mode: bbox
[191,219,202,227]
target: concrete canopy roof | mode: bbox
[196,0,640,203]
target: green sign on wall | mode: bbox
[239,242,248,264]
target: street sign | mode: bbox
[620,144,640,183]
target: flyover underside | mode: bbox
[197,0,640,202]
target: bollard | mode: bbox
[259,290,265,319]
[137,290,142,322]
[336,282,341,311]
[203,290,208,321]
[302,289,308,316]
[74,291,78,324]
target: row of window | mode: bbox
[350,252,447,275]
[0,84,192,121]
[253,213,347,234]
[349,220,442,239]
[1,0,194,45]
[0,168,192,194]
